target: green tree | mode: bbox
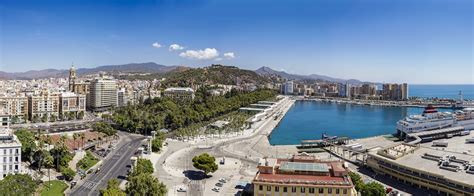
[192,153,218,175]
[0,174,38,195]
[151,137,164,152]
[33,150,46,171]
[60,167,76,181]
[126,173,167,196]
[360,182,385,196]
[93,122,116,136]
[41,114,48,122]
[349,171,364,191]
[100,179,125,196]
[131,158,154,176]
[73,133,79,150]
[78,111,85,119]
[14,129,37,162]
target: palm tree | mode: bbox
[60,134,68,149]
[73,133,79,150]
[79,133,86,149]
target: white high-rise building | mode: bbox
[88,78,117,111]
[284,81,294,95]
[0,115,21,179]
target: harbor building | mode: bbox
[366,143,474,195]
[88,78,118,111]
[252,154,357,196]
[163,87,195,101]
[0,96,28,122]
[59,92,86,119]
[0,116,22,179]
[28,91,60,122]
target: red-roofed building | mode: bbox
[252,154,357,196]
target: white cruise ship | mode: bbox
[397,105,474,136]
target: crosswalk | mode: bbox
[82,181,96,190]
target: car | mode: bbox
[212,187,220,192]
[215,182,223,187]
[386,187,393,193]
[177,187,187,192]
[219,178,227,183]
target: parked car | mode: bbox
[212,187,220,192]
[219,178,227,183]
[215,182,223,187]
[177,187,187,192]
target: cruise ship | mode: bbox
[396,105,474,137]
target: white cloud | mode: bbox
[223,52,235,59]
[214,58,223,61]
[169,44,184,51]
[179,48,219,60]
[152,42,162,48]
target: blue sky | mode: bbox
[0,0,472,84]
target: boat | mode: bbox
[396,105,474,137]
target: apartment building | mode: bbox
[0,116,21,179]
[0,96,28,122]
[253,154,357,196]
[28,91,60,122]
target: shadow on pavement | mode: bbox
[183,170,207,180]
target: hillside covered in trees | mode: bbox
[112,88,277,135]
[121,64,272,87]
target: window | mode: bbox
[3,157,6,163]
[9,149,12,154]
[283,187,287,192]
[328,188,332,194]
[292,187,296,192]
[319,188,324,193]
[9,165,12,170]
[9,157,12,162]
[15,157,18,162]
[259,185,262,191]
[336,189,340,194]
[14,165,18,170]
[15,149,18,154]
[275,186,279,192]
[2,165,5,171]
[3,149,6,155]
[267,186,271,191]
[301,187,305,193]
[309,188,315,193]
[343,189,348,194]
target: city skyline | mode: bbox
[1,0,473,84]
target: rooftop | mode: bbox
[369,142,474,187]
[164,87,194,92]
[279,162,329,173]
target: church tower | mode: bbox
[69,64,76,92]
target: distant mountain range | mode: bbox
[0,62,184,80]
[1,62,372,84]
[255,66,368,84]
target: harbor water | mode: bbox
[269,101,452,145]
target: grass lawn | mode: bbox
[40,180,68,196]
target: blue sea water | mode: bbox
[269,84,473,145]
[409,84,474,100]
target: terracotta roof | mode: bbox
[254,173,352,187]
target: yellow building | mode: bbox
[253,154,357,196]
[367,143,474,196]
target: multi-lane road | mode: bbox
[70,132,145,196]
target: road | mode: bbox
[70,132,145,196]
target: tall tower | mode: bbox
[69,64,77,92]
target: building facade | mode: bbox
[163,87,195,101]
[28,91,60,122]
[0,116,21,180]
[382,83,409,100]
[88,78,118,110]
[253,154,357,196]
[59,92,86,119]
[0,96,28,122]
[367,143,474,195]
